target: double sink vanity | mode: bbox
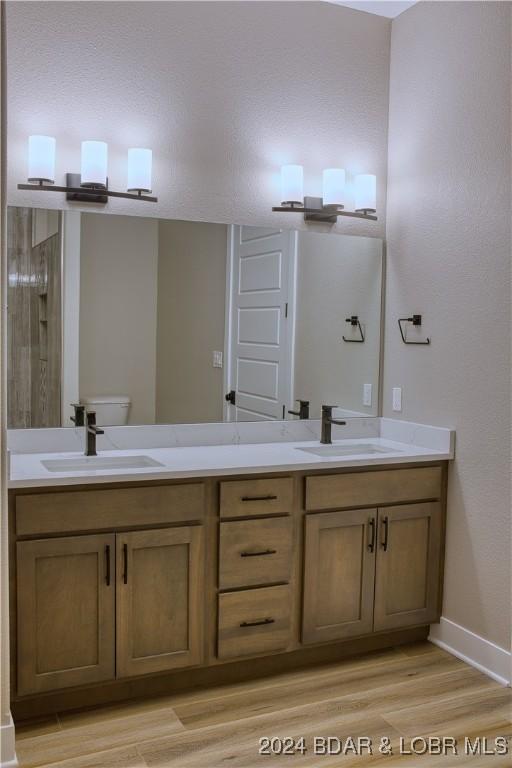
[6,210,455,719]
[8,416,454,718]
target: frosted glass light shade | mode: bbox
[281,165,303,205]
[354,174,376,212]
[322,168,345,206]
[127,148,152,193]
[28,135,56,183]
[81,141,108,187]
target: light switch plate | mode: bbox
[363,383,372,407]
[392,387,402,412]
[212,351,223,368]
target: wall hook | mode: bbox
[343,315,365,343]
[398,314,430,345]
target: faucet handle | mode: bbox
[288,399,310,419]
[70,403,85,426]
[86,410,104,434]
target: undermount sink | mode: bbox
[296,443,402,458]
[41,455,165,472]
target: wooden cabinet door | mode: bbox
[302,509,377,644]
[17,534,115,695]
[374,502,443,631]
[116,526,204,678]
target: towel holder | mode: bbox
[343,316,365,343]
[398,314,430,345]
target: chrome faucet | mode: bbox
[86,410,104,456]
[320,405,346,444]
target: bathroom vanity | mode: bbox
[8,420,453,719]
[6,211,455,718]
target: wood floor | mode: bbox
[14,642,512,768]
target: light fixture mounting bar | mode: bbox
[17,177,157,203]
[272,199,377,222]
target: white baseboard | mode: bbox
[429,617,511,687]
[0,713,18,768]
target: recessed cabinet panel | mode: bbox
[16,483,205,536]
[132,543,189,659]
[302,509,377,644]
[116,526,204,678]
[219,516,293,589]
[218,584,292,660]
[220,477,293,518]
[305,467,442,511]
[373,503,442,631]
[17,534,115,695]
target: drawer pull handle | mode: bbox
[240,549,277,558]
[240,617,275,628]
[241,494,278,502]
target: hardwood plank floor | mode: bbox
[14,642,512,768]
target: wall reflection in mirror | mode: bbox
[7,207,383,428]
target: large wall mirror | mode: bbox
[7,207,384,428]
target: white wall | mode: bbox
[61,211,81,426]
[156,219,227,424]
[79,214,158,425]
[1,6,17,765]
[385,1,511,652]
[6,1,390,239]
[294,232,382,417]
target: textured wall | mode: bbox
[156,219,227,424]
[385,1,511,649]
[294,232,382,417]
[6,1,390,238]
[79,214,159,424]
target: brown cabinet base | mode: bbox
[9,461,447,719]
[11,624,429,721]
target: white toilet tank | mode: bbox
[81,395,131,426]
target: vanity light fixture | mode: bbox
[127,148,153,194]
[354,173,376,214]
[18,136,157,203]
[27,135,56,184]
[81,141,108,188]
[273,166,377,223]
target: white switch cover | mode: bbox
[363,383,372,407]
[212,351,223,368]
[392,387,402,412]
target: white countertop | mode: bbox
[9,419,455,488]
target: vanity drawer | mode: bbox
[219,517,293,589]
[219,477,293,519]
[16,483,206,536]
[217,584,292,660]
[306,467,442,511]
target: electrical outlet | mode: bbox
[212,351,223,368]
[392,387,402,412]
[363,383,372,407]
